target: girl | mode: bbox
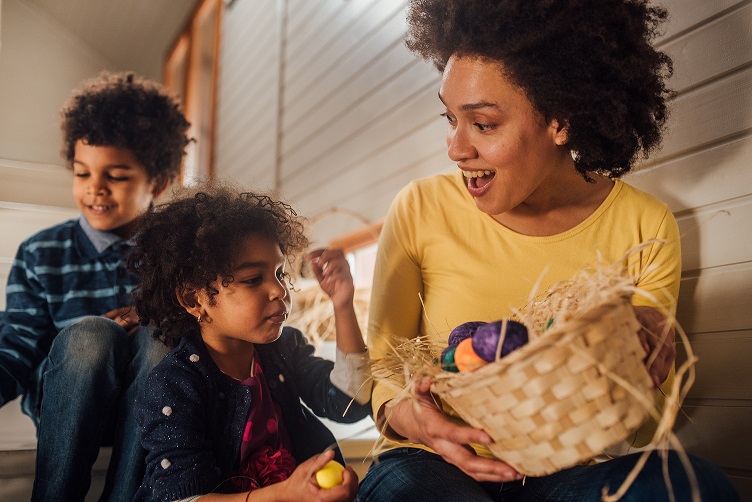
[129,187,371,501]
[359,0,739,501]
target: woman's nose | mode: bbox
[447,127,476,162]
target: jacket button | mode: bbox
[189,354,200,362]
[161,458,171,469]
[162,406,172,416]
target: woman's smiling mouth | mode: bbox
[462,169,496,196]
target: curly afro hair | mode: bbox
[405,0,674,179]
[60,71,191,182]
[129,186,310,347]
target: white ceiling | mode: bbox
[27,0,198,80]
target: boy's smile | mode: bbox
[71,140,166,238]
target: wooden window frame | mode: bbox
[164,0,222,184]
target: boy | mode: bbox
[0,72,191,501]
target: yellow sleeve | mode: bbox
[367,182,424,425]
[629,205,682,447]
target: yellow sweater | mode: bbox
[367,171,681,457]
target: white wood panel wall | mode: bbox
[625,0,752,496]
[216,0,752,496]
[213,0,279,191]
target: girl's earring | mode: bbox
[197,313,202,323]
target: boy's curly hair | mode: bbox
[60,71,191,182]
[129,186,310,347]
[406,0,674,179]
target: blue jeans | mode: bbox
[31,317,169,502]
[357,448,740,502]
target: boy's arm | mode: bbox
[0,244,56,408]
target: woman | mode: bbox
[359,1,739,500]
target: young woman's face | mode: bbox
[439,55,570,217]
[71,140,165,237]
[197,233,291,350]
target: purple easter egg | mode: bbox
[448,321,486,346]
[471,320,528,362]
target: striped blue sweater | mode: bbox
[0,217,137,419]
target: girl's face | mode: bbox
[439,55,572,219]
[197,233,291,351]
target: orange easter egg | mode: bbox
[454,338,488,372]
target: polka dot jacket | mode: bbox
[132,327,371,501]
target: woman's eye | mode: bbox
[244,276,263,286]
[440,112,456,124]
[74,172,89,178]
[474,122,493,132]
[276,270,289,281]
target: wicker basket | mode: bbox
[430,292,654,476]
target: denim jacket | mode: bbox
[133,327,371,501]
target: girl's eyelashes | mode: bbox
[242,276,263,286]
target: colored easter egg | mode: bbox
[440,345,459,372]
[454,338,488,372]
[315,460,345,489]
[448,321,486,346]
[471,320,529,362]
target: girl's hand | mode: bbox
[306,249,355,309]
[633,306,676,387]
[382,376,521,483]
[103,306,140,335]
[272,450,358,502]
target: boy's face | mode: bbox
[71,140,167,237]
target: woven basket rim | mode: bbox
[432,290,635,392]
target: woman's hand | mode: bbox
[382,376,521,483]
[103,306,140,335]
[633,305,676,387]
[306,248,355,309]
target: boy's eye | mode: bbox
[74,172,90,178]
[107,174,130,182]
[243,276,263,286]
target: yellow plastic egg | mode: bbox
[454,338,488,372]
[315,460,345,489]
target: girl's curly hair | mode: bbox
[129,186,310,347]
[406,0,674,179]
[60,71,191,182]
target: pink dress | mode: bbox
[231,359,297,492]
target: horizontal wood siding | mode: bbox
[628,1,752,497]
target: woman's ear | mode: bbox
[550,119,570,146]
